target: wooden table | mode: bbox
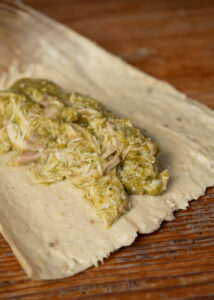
[0,0,214,299]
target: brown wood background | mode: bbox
[1,0,214,299]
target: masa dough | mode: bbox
[0,1,213,279]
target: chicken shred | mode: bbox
[0,78,169,226]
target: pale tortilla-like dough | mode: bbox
[0,1,213,279]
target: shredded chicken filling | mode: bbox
[0,79,168,226]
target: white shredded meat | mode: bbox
[0,78,169,226]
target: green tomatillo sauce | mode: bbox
[0,78,168,226]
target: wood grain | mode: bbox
[0,0,214,299]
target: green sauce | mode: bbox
[0,78,168,226]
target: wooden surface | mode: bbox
[0,0,214,299]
